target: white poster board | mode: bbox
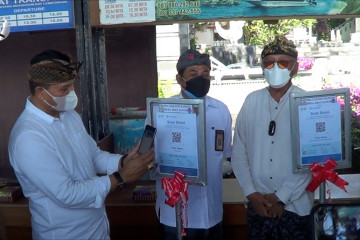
[290,88,352,173]
[146,97,206,185]
[99,0,155,25]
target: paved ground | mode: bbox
[208,79,267,117]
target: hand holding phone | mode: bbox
[138,125,157,154]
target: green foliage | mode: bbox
[158,78,178,98]
[243,19,316,45]
[327,0,360,35]
[316,19,330,41]
[158,78,165,98]
[193,22,210,32]
[328,18,347,29]
[352,119,360,148]
[340,0,360,15]
[190,37,197,50]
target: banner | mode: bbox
[96,0,359,25]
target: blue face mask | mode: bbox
[183,89,198,99]
[264,62,295,89]
[182,76,210,98]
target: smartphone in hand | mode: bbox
[138,125,157,154]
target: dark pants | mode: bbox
[158,222,223,240]
[247,204,311,240]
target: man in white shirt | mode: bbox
[232,36,314,239]
[156,49,232,240]
[8,49,155,240]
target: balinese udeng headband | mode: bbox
[176,49,211,73]
[261,35,298,59]
[27,59,81,84]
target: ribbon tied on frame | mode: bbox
[161,171,189,236]
[306,158,349,200]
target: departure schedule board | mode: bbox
[0,0,74,32]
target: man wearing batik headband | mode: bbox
[232,36,314,239]
[8,49,155,240]
[155,49,232,240]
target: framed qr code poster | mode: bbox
[290,88,352,173]
[146,97,206,185]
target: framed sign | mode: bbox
[290,88,352,173]
[146,97,206,185]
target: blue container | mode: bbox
[109,118,146,154]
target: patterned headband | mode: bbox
[261,36,298,59]
[27,60,81,84]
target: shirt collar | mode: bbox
[267,85,293,102]
[25,96,60,124]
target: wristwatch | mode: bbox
[112,171,126,190]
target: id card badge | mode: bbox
[215,130,224,151]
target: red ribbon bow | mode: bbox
[306,158,349,192]
[161,171,189,236]
[162,171,189,207]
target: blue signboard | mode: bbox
[0,0,74,33]
[155,0,341,21]
[97,0,359,26]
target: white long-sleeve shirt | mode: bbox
[8,97,121,240]
[155,94,232,228]
[231,86,314,216]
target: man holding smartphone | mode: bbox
[155,49,233,240]
[8,49,155,240]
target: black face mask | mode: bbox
[184,76,210,98]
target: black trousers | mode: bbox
[158,221,223,240]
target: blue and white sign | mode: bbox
[0,0,74,33]
[298,100,342,165]
[290,88,352,173]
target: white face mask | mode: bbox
[264,63,293,89]
[42,88,78,112]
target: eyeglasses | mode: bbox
[263,61,291,70]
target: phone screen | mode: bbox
[138,125,157,154]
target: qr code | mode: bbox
[105,0,116,3]
[172,132,181,143]
[316,122,326,132]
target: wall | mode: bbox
[0,26,158,180]
[106,26,158,109]
[0,30,78,179]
